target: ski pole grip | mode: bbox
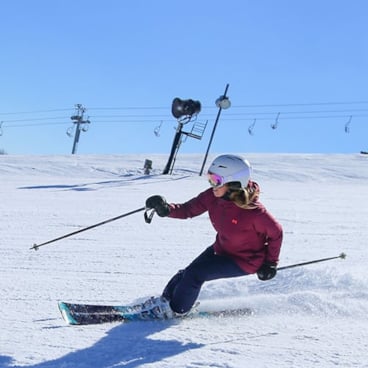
[144,209,156,224]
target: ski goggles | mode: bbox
[207,172,225,188]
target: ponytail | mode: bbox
[229,181,260,209]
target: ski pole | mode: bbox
[30,207,146,251]
[277,252,346,271]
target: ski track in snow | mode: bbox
[1,153,368,368]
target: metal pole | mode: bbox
[30,207,146,251]
[162,122,183,174]
[71,119,81,154]
[277,253,346,271]
[199,84,229,176]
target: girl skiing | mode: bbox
[142,154,283,318]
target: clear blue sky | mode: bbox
[0,0,367,155]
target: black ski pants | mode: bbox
[162,245,247,314]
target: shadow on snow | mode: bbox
[17,175,192,192]
[6,321,203,368]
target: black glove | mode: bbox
[145,195,170,217]
[257,262,277,281]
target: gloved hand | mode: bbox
[145,195,170,217]
[257,262,277,281]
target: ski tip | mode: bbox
[58,302,79,325]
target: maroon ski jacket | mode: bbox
[168,187,283,274]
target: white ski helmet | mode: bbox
[207,154,252,188]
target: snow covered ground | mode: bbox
[1,152,368,368]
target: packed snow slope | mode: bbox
[1,153,368,368]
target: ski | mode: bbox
[58,301,253,325]
[59,302,132,325]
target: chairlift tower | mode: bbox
[68,104,91,154]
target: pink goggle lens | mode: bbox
[207,173,224,188]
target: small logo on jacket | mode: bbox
[231,219,238,225]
